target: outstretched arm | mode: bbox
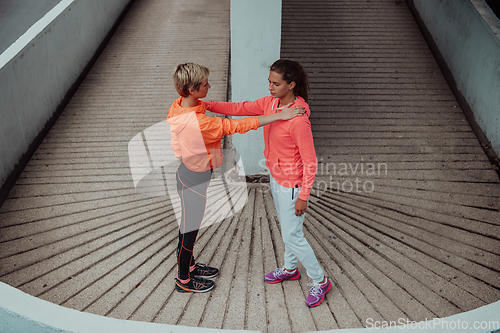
[205,100,265,117]
[257,103,305,126]
[204,102,305,142]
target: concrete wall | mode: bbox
[229,0,282,175]
[411,0,500,158]
[0,0,132,187]
[0,281,252,333]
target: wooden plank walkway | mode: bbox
[1,0,499,332]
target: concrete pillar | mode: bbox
[229,0,282,175]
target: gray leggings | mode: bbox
[176,163,211,280]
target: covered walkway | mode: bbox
[0,0,499,332]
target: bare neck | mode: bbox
[278,93,296,107]
[180,95,198,108]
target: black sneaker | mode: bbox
[190,263,219,279]
[175,276,214,293]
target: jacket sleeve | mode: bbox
[170,130,182,158]
[290,118,317,201]
[205,98,267,116]
[200,114,260,143]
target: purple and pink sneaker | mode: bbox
[264,267,300,283]
[305,276,332,307]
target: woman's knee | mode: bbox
[282,229,305,244]
[179,230,197,249]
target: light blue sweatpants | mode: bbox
[270,175,324,283]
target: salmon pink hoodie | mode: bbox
[205,96,317,200]
[167,97,259,172]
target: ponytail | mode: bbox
[270,59,310,102]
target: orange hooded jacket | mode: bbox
[166,97,259,172]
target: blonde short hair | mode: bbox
[173,63,210,97]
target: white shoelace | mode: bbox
[307,282,325,297]
[273,267,286,278]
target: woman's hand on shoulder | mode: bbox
[279,102,306,120]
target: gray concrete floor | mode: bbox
[0,0,499,332]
